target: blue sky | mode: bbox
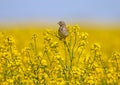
[0,0,120,23]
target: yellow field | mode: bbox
[0,24,120,85]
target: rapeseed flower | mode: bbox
[0,24,119,84]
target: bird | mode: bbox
[58,21,68,40]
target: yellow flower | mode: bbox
[55,55,61,59]
[79,32,88,40]
[50,42,58,48]
[4,36,15,46]
[43,73,48,78]
[91,43,101,51]
[41,59,48,66]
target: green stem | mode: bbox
[72,32,77,60]
[63,42,68,70]
[74,46,80,57]
[77,48,83,65]
[63,40,72,69]
[98,55,108,84]
[58,58,65,69]
[45,51,51,65]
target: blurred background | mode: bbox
[0,0,120,26]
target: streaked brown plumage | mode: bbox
[58,21,68,39]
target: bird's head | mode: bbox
[58,21,66,26]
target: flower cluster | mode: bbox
[0,24,119,85]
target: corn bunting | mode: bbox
[58,21,68,40]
